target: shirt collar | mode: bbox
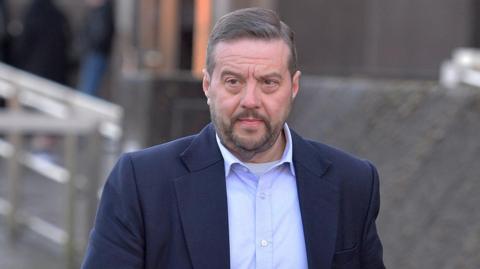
[215,123,296,177]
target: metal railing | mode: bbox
[0,63,123,268]
[440,47,480,89]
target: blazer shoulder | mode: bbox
[128,135,196,164]
[304,139,379,190]
[304,140,381,221]
[307,139,373,169]
[115,135,197,185]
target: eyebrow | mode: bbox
[220,70,243,79]
[219,70,284,81]
[257,72,283,80]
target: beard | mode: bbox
[210,106,286,159]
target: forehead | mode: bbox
[212,38,290,75]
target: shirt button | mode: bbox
[259,192,266,199]
[260,240,269,247]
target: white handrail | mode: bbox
[440,47,480,89]
[0,62,123,140]
[0,63,124,269]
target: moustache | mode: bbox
[232,110,269,123]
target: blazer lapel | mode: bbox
[173,125,339,269]
[292,131,339,269]
[174,124,230,269]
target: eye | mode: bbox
[264,79,278,86]
[225,78,240,86]
[223,77,243,93]
[262,78,280,92]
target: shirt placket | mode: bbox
[255,172,273,268]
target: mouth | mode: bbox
[236,118,264,128]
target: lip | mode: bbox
[237,118,264,127]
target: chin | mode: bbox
[233,134,269,151]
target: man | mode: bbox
[82,8,385,269]
[13,0,71,85]
[0,0,10,63]
[77,0,115,96]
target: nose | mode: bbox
[240,82,260,109]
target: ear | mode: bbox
[202,69,211,100]
[291,70,301,99]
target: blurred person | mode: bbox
[82,8,385,269]
[10,0,71,161]
[77,0,114,97]
[0,0,10,108]
[0,0,10,63]
[12,0,70,84]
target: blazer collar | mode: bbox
[291,129,332,178]
[291,130,339,269]
[176,124,340,269]
[180,123,223,172]
[175,123,230,269]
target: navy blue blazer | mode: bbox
[82,124,385,269]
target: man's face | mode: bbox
[203,38,300,161]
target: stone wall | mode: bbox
[289,76,480,268]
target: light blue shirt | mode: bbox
[216,124,308,269]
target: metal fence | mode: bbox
[0,63,123,268]
[440,47,480,89]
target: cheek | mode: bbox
[263,94,292,119]
[215,95,240,115]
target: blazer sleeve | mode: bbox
[81,154,145,269]
[360,162,386,269]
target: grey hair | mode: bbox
[205,7,298,76]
